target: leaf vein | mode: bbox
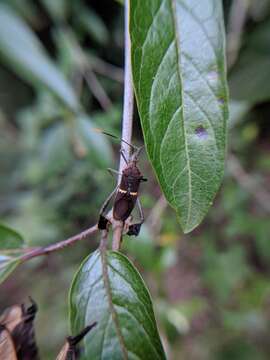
[177,0,219,61]
[184,91,218,150]
[139,0,166,97]
[170,0,192,227]
[108,263,156,330]
[149,40,175,138]
[114,304,162,360]
[100,249,128,359]
[182,52,221,108]
[100,314,112,360]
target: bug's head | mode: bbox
[94,128,144,163]
[130,145,144,163]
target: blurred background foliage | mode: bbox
[0,0,270,359]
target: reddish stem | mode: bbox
[20,224,98,262]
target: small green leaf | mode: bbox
[130,0,228,233]
[0,255,21,285]
[0,223,24,249]
[69,249,166,360]
[0,4,79,111]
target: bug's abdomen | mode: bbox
[113,193,137,221]
[112,166,141,221]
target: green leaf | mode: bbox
[69,249,166,360]
[0,255,21,285]
[0,4,79,111]
[0,223,24,249]
[130,0,228,233]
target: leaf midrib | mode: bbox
[100,249,128,360]
[169,0,192,226]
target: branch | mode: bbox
[100,229,109,251]
[20,224,98,262]
[112,0,134,251]
[118,0,134,180]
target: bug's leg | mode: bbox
[127,198,144,236]
[120,149,128,164]
[137,198,144,223]
[107,168,121,178]
[98,188,117,229]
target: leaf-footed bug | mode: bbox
[96,130,147,236]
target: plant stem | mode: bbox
[20,224,98,262]
[99,229,109,251]
[118,0,134,181]
[112,0,134,251]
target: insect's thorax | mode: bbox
[119,163,142,194]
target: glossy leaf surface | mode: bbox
[0,224,24,249]
[0,225,24,285]
[130,0,228,232]
[0,256,21,285]
[69,249,166,360]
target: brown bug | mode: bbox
[97,131,147,236]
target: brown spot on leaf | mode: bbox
[218,97,225,104]
[195,126,208,139]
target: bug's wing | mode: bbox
[98,214,109,230]
[113,193,137,221]
[127,223,142,236]
[0,326,18,360]
[0,305,23,333]
[98,188,118,230]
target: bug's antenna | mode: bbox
[94,128,138,151]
